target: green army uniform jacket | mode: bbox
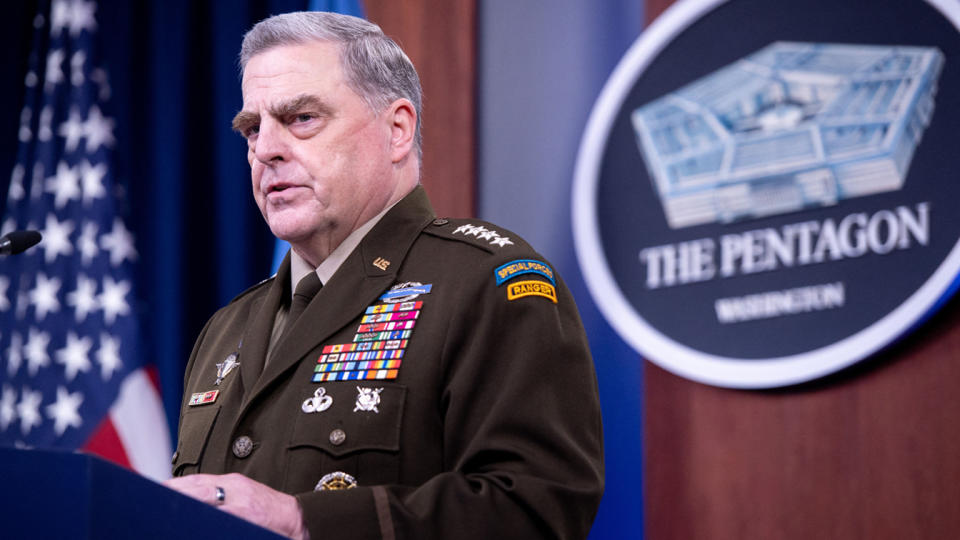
[173,186,604,539]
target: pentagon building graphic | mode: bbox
[631,42,944,229]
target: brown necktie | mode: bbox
[285,272,323,335]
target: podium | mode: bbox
[0,447,283,539]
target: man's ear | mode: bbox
[387,98,417,163]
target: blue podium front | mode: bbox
[0,447,282,539]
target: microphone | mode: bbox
[0,230,42,255]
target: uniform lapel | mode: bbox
[244,186,436,406]
[237,254,290,395]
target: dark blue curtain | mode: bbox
[0,0,307,443]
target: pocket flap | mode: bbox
[288,384,406,458]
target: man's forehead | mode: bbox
[241,42,344,105]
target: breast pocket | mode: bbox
[172,405,221,477]
[284,384,406,492]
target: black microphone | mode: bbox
[0,230,42,255]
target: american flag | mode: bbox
[0,0,171,481]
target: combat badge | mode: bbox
[354,387,383,413]
[380,282,432,303]
[302,387,333,413]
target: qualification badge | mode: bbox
[302,387,333,413]
[215,352,239,385]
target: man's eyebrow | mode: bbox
[269,94,331,119]
[231,94,331,134]
[231,110,259,134]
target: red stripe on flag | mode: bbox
[82,417,133,470]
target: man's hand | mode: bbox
[163,473,308,540]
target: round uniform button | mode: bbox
[329,429,346,446]
[232,436,254,459]
[432,218,449,226]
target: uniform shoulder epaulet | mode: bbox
[226,274,276,305]
[423,217,533,254]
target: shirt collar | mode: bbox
[288,202,397,303]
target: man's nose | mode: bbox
[253,119,289,165]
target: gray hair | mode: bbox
[240,11,423,159]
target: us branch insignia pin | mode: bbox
[372,257,391,271]
[354,387,383,413]
[215,353,239,385]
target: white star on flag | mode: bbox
[50,0,71,36]
[6,332,23,377]
[6,333,23,378]
[45,386,84,436]
[99,276,130,324]
[77,221,99,264]
[79,160,107,203]
[9,165,25,201]
[68,0,97,36]
[82,105,115,151]
[100,218,137,265]
[45,49,66,89]
[40,213,75,262]
[0,276,9,312]
[46,161,81,208]
[24,328,52,377]
[29,272,62,320]
[16,387,43,435]
[96,333,121,380]
[56,331,93,381]
[66,274,99,322]
[38,106,54,141]
[70,50,86,86]
[58,107,86,152]
[0,385,17,432]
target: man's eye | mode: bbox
[294,114,314,123]
[245,125,260,138]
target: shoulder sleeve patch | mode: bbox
[506,280,558,303]
[494,259,556,286]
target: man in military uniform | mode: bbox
[164,11,604,540]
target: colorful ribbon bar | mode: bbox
[354,329,412,343]
[312,368,400,382]
[360,310,420,324]
[356,320,417,333]
[320,349,405,363]
[365,301,423,314]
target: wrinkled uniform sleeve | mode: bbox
[295,259,605,540]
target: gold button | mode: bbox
[329,429,346,446]
[232,436,253,458]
